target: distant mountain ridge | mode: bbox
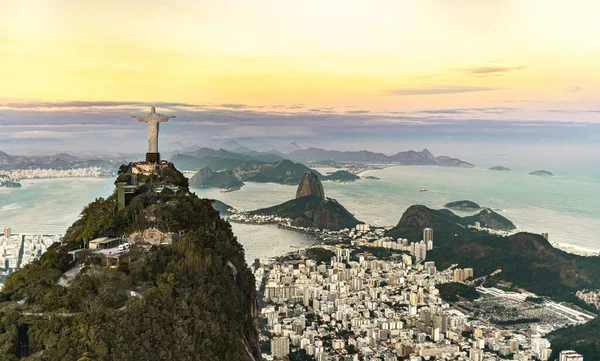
[171,146,474,172]
[0,151,120,172]
[287,147,474,167]
[173,149,366,191]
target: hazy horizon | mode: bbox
[2,0,600,167]
[1,100,599,167]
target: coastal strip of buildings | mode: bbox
[0,226,61,286]
[0,167,107,180]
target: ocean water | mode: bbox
[1,165,599,264]
[192,166,600,252]
[322,166,600,251]
[0,178,115,234]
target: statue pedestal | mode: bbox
[146,152,160,163]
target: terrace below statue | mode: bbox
[146,152,160,163]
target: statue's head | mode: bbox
[151,106,156,113]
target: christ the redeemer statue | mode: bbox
[132,107,175,163]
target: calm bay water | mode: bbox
[1,165,599,264]
[0,178,314,264]
[0,178,115,234]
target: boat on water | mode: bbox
[219,187,240,193]
[419,188,429,192]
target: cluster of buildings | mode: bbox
[255,225,590,361]
[575,290,600,311]
[0,226,61,271]
[452,268,474,283]
[0,167,105,180]
[558,351,584,361]
[259,243,582,361]
[229,213,289,226]
[20,234,62,266]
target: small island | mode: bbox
[325,170,360,182]
[444,200,481,211]
[489,166,511,171]
[529,170,554,177]
[364,176,380,180]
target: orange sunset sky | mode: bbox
[1,0,599,121]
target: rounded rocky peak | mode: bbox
[296,171,325,199]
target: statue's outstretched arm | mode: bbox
[132,115,149,123]
[158,115,176,123]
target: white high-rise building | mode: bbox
[469,348,483,361]
[531,335,551,358]
[415,241,427,262]
[559,350,584,361]
[334,248,351,262]
[303,288,311,307]
[356,224,370,232]
[539,348,552,361]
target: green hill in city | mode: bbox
[0,162,260,361]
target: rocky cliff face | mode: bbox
[296,171,325,199]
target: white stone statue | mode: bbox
[132,107,175,154]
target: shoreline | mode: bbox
[551,241,600,256]
[230,214,600,258]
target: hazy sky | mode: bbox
[1,0,599,157]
